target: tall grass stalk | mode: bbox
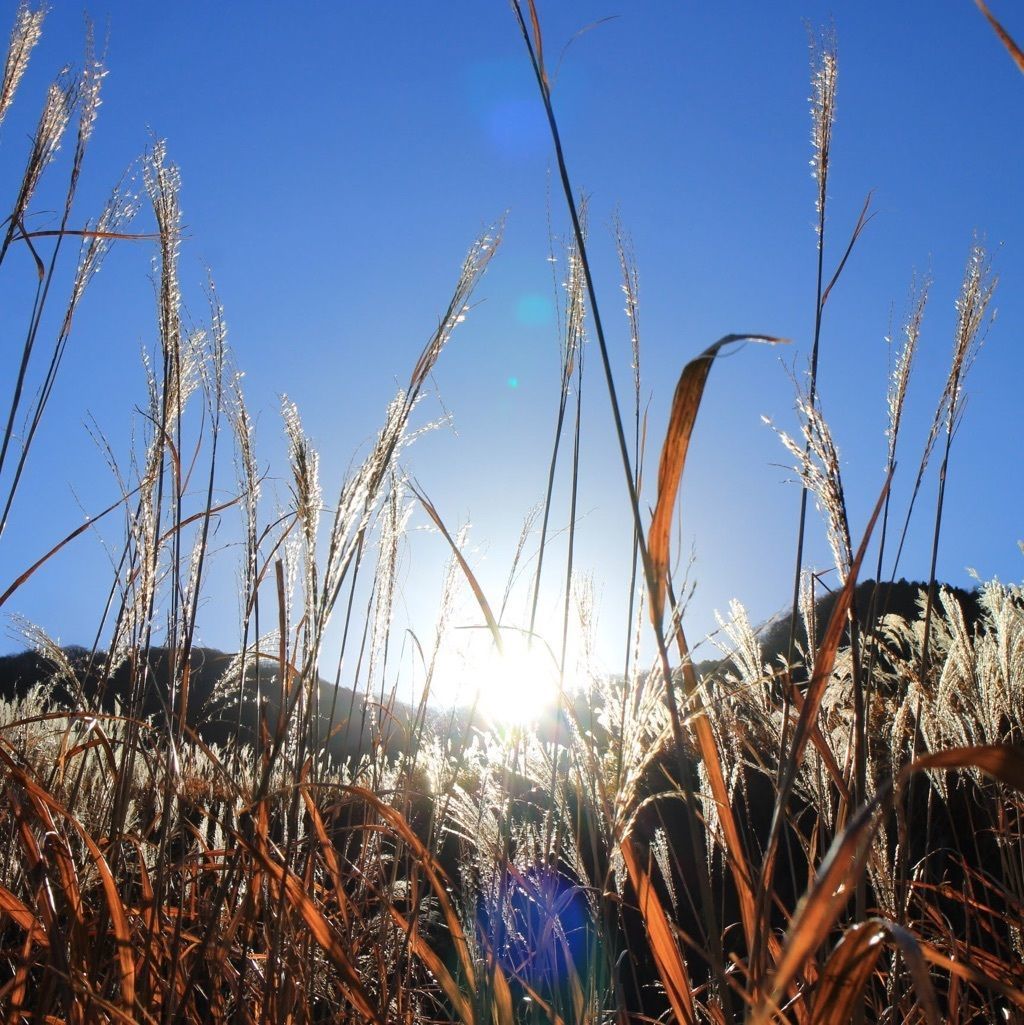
[920,242,996,677]
[509,4,749,1009]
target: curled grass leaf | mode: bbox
[648,334,787,628]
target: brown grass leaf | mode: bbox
[1,751,136,1011]
[344,783,479,993]
[912,744,1024,790]
[781,470,891,780]
[524,0,548,90]
[242,835,383,1025]
[300,789,354,930]
[0,885,46,944]
[648,334,786,627]
[620,835,697,1025]
[753,468,893,999]
[489,952,517,1025]
[389,903,476,1025]
[809,919,939,1025]
[975,0,1024,73]
[756,744,1024,1023]
[919,939,1024,1011]
[0,484,143,607]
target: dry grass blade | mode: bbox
[489,953,516,1025]
[241,834,384,1025]
[811,925,883,1025]
[0,483,144,607]
[918,940,1024,1011]
[911,744,1024,790]
[809,919,939,1025]
[820,191,874,308]
[767,469,892,827]
[756,792,905,1023]
[975,0,1024,73]
[300,789,353,929]
[786,686,851,801]
[0,885,45,942]
[12,227,158,243]
[672,641,762,954]
[619,836,697,1025]
[388,903,476,1025]
[525,0,548,90]
[55,817,135,1008]
[36,806,86,933]
[344,783,479,994]
[412,482,503,654]
[648,334,786,627]
[756,744,1024,1023]
[0,749,136,1011]
[508,978,567,1025]
[753,470,890,1006]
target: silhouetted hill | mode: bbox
[0,580,981,764]
[0,645,424,764]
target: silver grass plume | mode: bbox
[651,826,678,913]
[944,241,996,438]
[768,392,852,583]
[917,244,996,482]
[144,141,184,387]
[197,279,228,424]
[229,371,260,630]
[798,567,817,676]
[282,396,322,594]
[366,475,411,707]
[15,620,88,709]
[64,169,139,334]
[76,19,105,149]
[614,212,641,404]
[560,197,588,395]
[407,222,503,409]
[886,275,930,470]
[499,504,540,623]
[809,27,837,248]
[116,146,194,647]
[422,522,469,704]
[13,74,76,228]
[0,2,45,129]
[317,224,502,633]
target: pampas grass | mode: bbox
[0,5,1022,1023]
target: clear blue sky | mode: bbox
[1,2,1021,685]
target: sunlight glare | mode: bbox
[434,628,576,726]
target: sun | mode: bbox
[432,626,578,727]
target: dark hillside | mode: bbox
[693,578,981,682]
[0,645,420,765]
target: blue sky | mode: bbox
[0,2,1021,688]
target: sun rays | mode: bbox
[431,622,588,726]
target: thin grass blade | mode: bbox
[809,919,939,1025]
[412,483,503,654]
[975,0,1024,73]
[620,835,697,1025]
[756,744,1024,1023]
